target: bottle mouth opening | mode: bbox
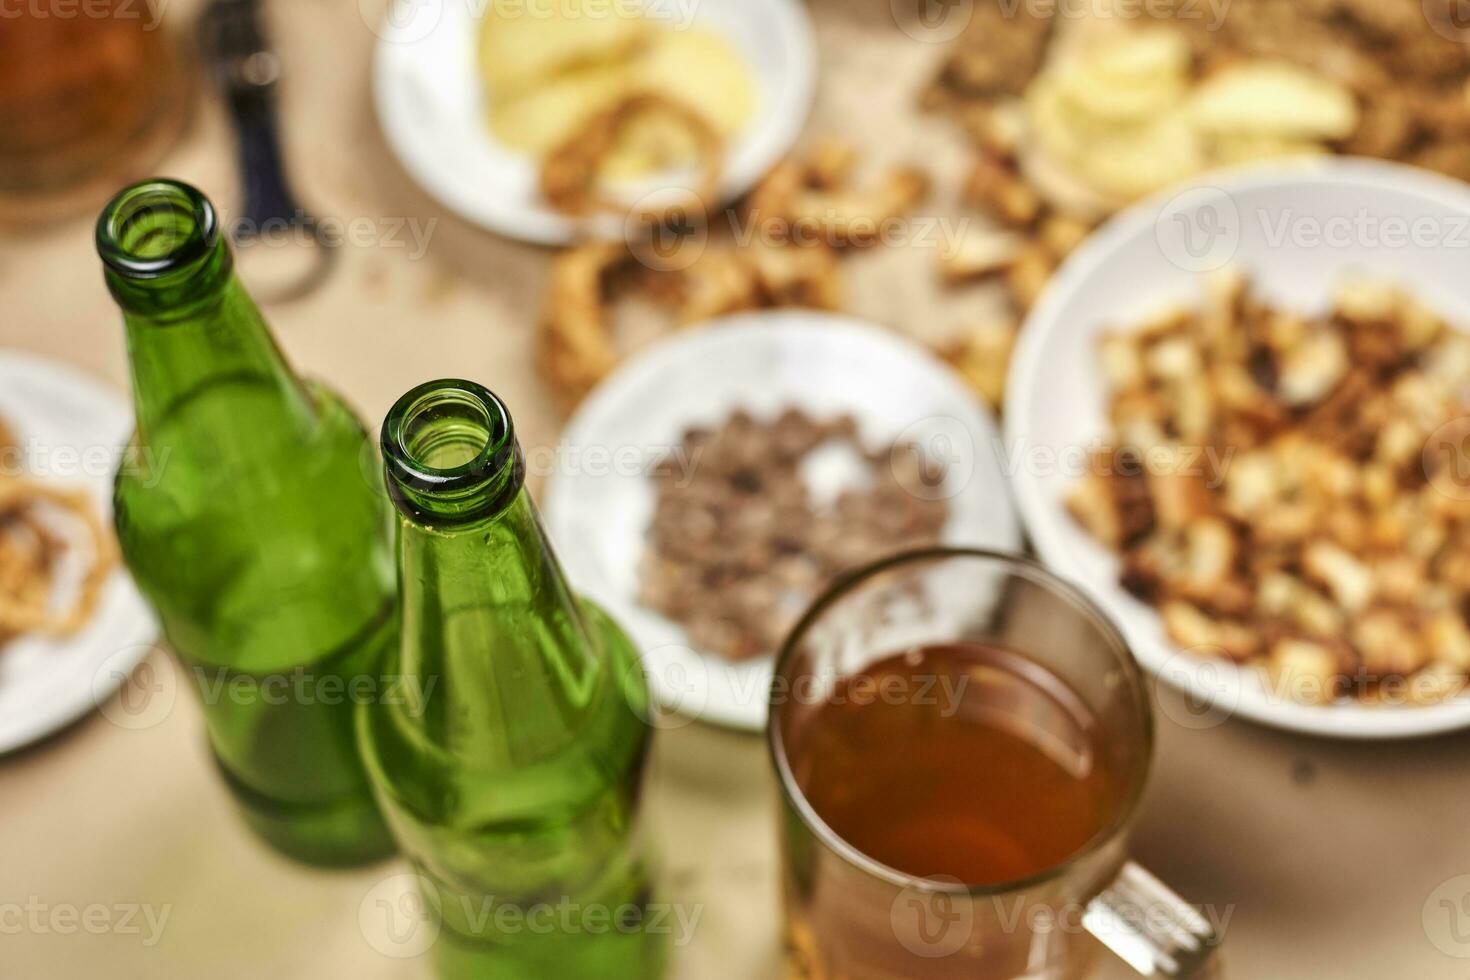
[97,179,218,280]
[382,380,521,504]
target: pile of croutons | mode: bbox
[1069,271,1470,706]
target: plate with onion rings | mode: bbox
[373,0,817,244]
[0,352,156,754]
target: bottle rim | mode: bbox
[381,379,524,523]
[97,178,218,281]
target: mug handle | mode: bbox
[1083,862,1223,977]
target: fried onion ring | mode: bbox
[539,243,639,403]
[0,445,117,644]
[539,93,725,221]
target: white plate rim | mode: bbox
[1006,157,1470,741]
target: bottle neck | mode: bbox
[99,180,313,442]
[382,381,603,764]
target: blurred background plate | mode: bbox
[0,352,156,754]
[372,0,817,245]
[1006,159,1470,740]
[544,311,1022,731]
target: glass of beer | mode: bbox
[768,548,1221,979]
[0,0,187,223]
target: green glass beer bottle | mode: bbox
[360,379,666,979]
[99,179,396,866]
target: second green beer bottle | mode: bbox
[359,379,666,979]
[99,179,396,865]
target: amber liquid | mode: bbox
[787,643,1123,886]
[0,3,184,218]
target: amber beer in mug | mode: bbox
[768,549,1221,979]
[0,0,185,220]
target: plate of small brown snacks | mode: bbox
[543,310,1021,731]
[0,352,156,754]
[1008,160,1470,739]
[372,0,816,244]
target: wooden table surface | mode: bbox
[3,1,1469,978]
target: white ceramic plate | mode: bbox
[543,311,1023,731]
[372,0,816,245]
[0,352,156,754]
[1006,159,1470,740]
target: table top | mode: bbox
[3,1,1469,978]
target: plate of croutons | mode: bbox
[1007,160,1470,738]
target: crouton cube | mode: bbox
[1303,541,1376,613]
[1267,639,1340,705]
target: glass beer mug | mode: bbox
[768,549,1222,979]
[0,0,186,221]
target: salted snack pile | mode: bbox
[0,415,115,648]
[1196,0,1470,183]
[539,142,928,403]
[921,0,1054,114]
[639,408,950,661]
[937,152,1096,410]
[1023,26,1357,205]
[934,24,1356,412]
[1068,273,1470,706]
[928,1,1470,186]
[742,141,931,249]
[479,0,753,209]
